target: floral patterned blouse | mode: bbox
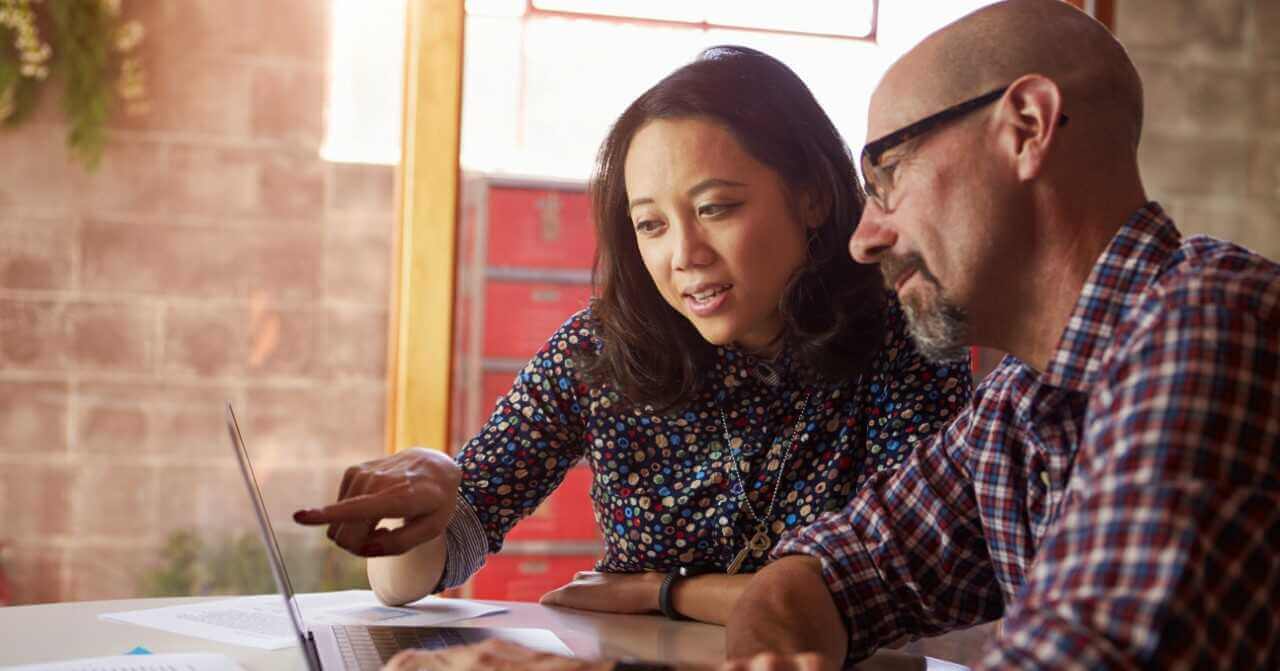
[439,299,972,586]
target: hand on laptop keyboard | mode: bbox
[382,638,832,671]
[382,639,615,671]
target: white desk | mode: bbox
[0,596,983,669]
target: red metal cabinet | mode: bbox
[482,371,516,415]
[465,553,600,602]
[482,281,593,360]
[485,187,596,269]
[452,175,605,602]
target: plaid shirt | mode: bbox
[775,202,1280,669]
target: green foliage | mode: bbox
[203,532,277,596]
[0,33,40,126]
[0,0,144,170]
[137,529,202,597]
[44,0,111,169]
[139,529,372,598]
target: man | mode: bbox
[384,0,1280,668]
[727,0,1280,669]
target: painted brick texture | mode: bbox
[3,0,1276,610]
[0,0,392,604]
[1119,0,1280,260]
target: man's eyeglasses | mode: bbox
[859,85,1069,212]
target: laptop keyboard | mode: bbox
[334,625,472,670]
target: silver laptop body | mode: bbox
[224,402,567,670]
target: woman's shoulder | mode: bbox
[541,303,604,354]
[868,293,971,382]
[864,293,912,367]
[877,293,910,345]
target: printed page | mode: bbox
[99,591,506,650]
[2,652,244,671]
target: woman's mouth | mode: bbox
[684,283,732,316]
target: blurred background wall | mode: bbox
[1121,0,1279,260]
[0,0,1275,606]
[0,0,389,603]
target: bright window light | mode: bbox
[320,0,1001,173]
[532,0,876,38]
[466,0,528,17]
[321,0,407,164]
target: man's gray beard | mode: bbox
[901,291,970,363]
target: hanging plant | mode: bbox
[0,0,148,170]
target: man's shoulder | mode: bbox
[1136,235,1280,323]
[966,354,1036,418]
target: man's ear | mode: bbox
[998,74,1064,182]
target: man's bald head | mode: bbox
[871,0,1143,153]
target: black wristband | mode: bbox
[614,662,676,671]
[658,571,686,621]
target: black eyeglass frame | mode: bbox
[859,85,1069,210]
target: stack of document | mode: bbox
[4,653,244,671]
[98,590,505,650]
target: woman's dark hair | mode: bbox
[581,45,887,411]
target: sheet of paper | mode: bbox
[308,594,505,627]
[2,653,244,671]
[925,657,969,671]
[491,628,574,657]
[99,591,506,650]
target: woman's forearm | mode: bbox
[366,533,448,606]
[669,573,753,625]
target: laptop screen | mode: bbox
[225,402,317,667]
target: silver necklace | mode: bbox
[720,391,812,574]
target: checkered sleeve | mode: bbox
[774,401,1004,663]
[980,301,1280,669]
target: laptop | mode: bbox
[224,402,574,670]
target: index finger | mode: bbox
[292,487,423,525]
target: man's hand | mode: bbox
[384,640,613,671]
[379,635,838,671]
[292,447,461,557]
[718,653,826,671]
[540,571,665,614]
[725,556,845,670]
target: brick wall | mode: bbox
[1,0,1275,609]
[0,1,393,603]
[1118,0,1280,259]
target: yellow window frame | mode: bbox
[386,0,465,454]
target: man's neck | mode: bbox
[985,188,1147,372]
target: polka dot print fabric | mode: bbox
[456,299,971,574]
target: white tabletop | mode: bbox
[0,596,727,669]
[0,596,980,669]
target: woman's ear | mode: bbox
[800,187,832,230]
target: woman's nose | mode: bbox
[672,222,715,270]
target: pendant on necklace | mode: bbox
[748,524,772,552]
[725,524,773,575]
[726,544,750,575]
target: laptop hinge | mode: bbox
[302,630,324,671]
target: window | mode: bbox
[322,0,1003,175]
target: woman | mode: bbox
[294,46,971,625]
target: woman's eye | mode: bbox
[697,202,737,218]
[634,219,663,234]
